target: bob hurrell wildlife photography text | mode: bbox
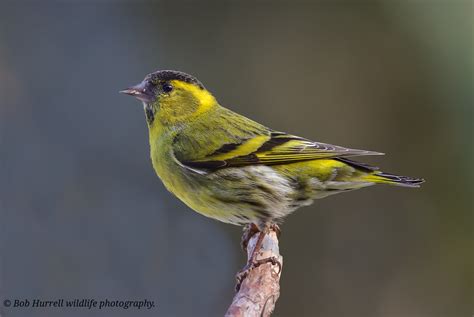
[0,1,472,317]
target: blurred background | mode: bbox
[0,1,472,317]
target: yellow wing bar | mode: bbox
[180,131,383,172]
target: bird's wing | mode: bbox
[177,131,383,173]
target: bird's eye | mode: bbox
[162,83,173,93]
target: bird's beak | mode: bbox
[120,81,155,103]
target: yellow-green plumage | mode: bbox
[121,70,424,226]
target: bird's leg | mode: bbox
[236,230,265,290]
[241,223,260,252]
[269,223,281,239]
[235,223,282,291]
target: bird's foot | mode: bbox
[241,223,280,251]
[235,256,282,291]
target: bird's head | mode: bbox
[121,70,216,126]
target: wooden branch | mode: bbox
[225,229,283,317]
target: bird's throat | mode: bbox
[143,102,155,125]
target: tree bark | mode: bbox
[225,229,283,317]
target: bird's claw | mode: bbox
[235,256,282,291]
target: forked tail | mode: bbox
[336,157,425,188]
[364,172,425,188]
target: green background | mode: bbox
[1,1,472,316]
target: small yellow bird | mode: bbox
[121,70,424,230]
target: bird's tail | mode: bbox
[362,172,425,188]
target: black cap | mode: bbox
[145,70,205,90]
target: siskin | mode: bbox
[121,70,424,230]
